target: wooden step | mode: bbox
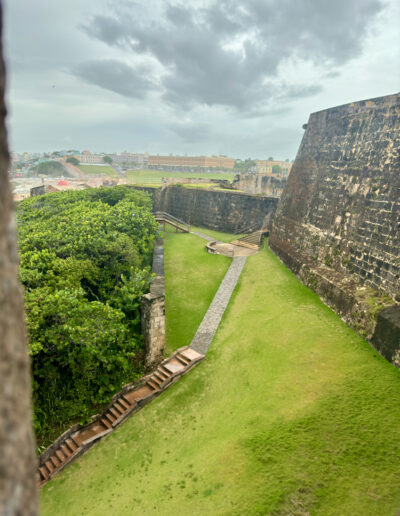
[121,394,132,407]
[156,367,170,380]
[44,460,54,475]
[149,375,163,387]
[153,371,166,384]
[175,353,190,366]
[71,436,81,448]
[118,397,130,410]
[112,403,124,416]
[232,240,259,250]
[105,412,117,425]
[146,379,159,391]
[55,449,65,463]
[39,466,49,481]
[50,455,60,469]
[159,365,172,377]
[61,444,72,458]
[101,417,112,429]
[65,438,78,454]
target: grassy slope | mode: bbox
[190,225,245,243]
[126,169,236,184]
[78,165,116,176]
[164,232,230,354]
[41,244,400,515]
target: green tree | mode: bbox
[31,160,64,177]
[66,156,79,166]
[17,186,158,443]
[272,164,282,175]
[103,155,113,164]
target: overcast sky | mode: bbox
[4,0,400,159]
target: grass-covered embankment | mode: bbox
[164,231,230,354]
[78,165,116,176]
[41,239,400,515]
[190,225,245,243]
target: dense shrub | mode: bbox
[17,186,158,443]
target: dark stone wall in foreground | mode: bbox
[270,93,400,366]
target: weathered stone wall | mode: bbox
[232,174,287,197]
[141,238,165,369]
[134,186,278,233]
[270,93,400,365]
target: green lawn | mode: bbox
[164,232,230,354]
[40,243,400,515]
[78,165,116,176]
[190,225,245,243]
[126,169,236,185]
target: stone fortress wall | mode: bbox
[135,186,279,233]
[269,92,400,365]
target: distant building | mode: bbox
[255,160,292,177]
[147,154,235,169]
[110,152,149,166]
[76,152,104,164]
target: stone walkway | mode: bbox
[190,256,247,355]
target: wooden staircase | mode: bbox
[154,212,190,233]
[37,346,204,486]
[232,228,263,250]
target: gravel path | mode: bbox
[190,256,247,355]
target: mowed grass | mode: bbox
[164,231,230,354]
[78,165,116,176]
[126,169,236,185]
[190,225,245,243]
[40,243,400,515]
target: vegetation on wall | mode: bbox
[31,160,65,177]
[17,186,158,445]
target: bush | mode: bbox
[17,186,159,443]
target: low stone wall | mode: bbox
[141,238,166,369]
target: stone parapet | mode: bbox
[142,238,165,369]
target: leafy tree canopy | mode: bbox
[272,164,283,175]
[66,156,79,166]
[17,186,158,444]
[32,160,64,177]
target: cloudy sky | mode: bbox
[4,0,400,159]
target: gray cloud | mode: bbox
[72,59,157,99]
[80,0,383,112]
[6,0,398,158]
[167,119,212,143]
